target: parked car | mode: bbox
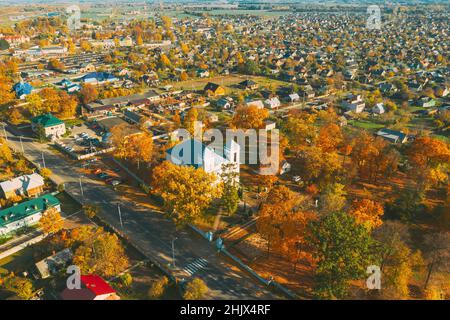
[111,180,121,186]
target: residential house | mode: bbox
[246,100,264,109]
[342,94,365,113]
[264,97,281,109]
[61,275,120,300]
[203,82,225,96]
[35,248,73,279]
[417,97,437,108]
[264,120,276,131]
[0,194,61,236]
[79,63,96,73]
[196,69,210,78]
[239,79,259,90]
[81,72,118,85]
[287,93,300,103]
[31,113,66,140]
[0,173,45,200]
[372,103,386,114]
[216,97,233,110]
[299,85,315,99]
[12,81,33,99]
[376,128,408,144]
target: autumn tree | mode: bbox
[127,132,154,168]
[348,198,384,230]
[183,278,209,300]
[422,232,450,290]
[1,274,34,300]
[373,221,423,299]
[231,105,269,129]
[38,207,64,235]
[318,183,347,214]
[257,185,315,269]
[83,204,100,219]
[283,112,317,152]
[151,161,221,227]
[183,107,198,136]
[297,146,341,186]
[308,211,374,299]
[316,123,343,153]
[0,138,13,166]
[39,167,52,180]
[79,83,98,105]
[109,123,135,158]
[407,136,450,192]
[8,108,24,125]
[148,276,169,299]
[25,92,44,116]
[72,227,129,277]
[350,131,400,182]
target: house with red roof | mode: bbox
[61,275,120,300]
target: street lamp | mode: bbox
[171,237,178,268]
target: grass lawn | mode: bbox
[172,75,290,95]
[348,120,385,130]
[64,118,84,128]
[55,191,82,215]
[432,133,450,143]
[0,246,36,275]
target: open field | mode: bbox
[172,74,291,94]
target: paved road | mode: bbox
[4,128,279,300]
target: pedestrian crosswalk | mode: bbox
[183,258,208,276]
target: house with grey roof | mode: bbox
[0,173,45,200]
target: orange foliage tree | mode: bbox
[349,198,384,230]
[350,131,400,182]
[407,136,450,191]
[231,105,269,129]
[257,185,316,270]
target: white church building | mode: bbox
[166,138,240,182]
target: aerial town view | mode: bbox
[0,0,448,310]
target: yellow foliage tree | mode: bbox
[151,161,221,226]
[38,207,64,235]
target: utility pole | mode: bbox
[171,237,178,268]
[41,152,46,168]
[117,203,123,228]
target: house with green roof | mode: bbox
[31,113,66,140]
[0,194,61,236]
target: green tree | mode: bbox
[308,211,374,299]
[0,39,10,51]
[120,273,133,287]
[220,163,240,215]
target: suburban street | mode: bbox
[3,126,279,299]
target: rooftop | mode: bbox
[0,194,60,228]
